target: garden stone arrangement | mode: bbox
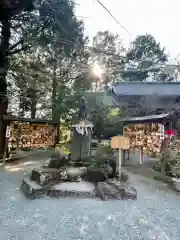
[21,149,137,201]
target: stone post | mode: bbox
[71,120,93,161]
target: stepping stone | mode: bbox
[21,177,50,199]
[31,167,62,186]
[48,181,96,198]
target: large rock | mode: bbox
[103,163,113,178]
[95,180,137,200]
[31,166,88,186]
[107,179,137,199]
[21,177,50,199]
[31,167,62,186]
[107,157,117,178]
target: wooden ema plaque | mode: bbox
[111,136,130,150]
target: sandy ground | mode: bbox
[0,150,180,240]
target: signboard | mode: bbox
[111,136,130,150]
[6,126,11,138]
[111,135,130,180]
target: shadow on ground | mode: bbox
[0,150,53,185]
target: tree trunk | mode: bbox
[0,19,10,158]
[30,78,37,119]
[31,91,36,119]
[52,60,57,122]
[160,139,168,175]
[19,90,25,117]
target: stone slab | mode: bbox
[49,181,96,199]
[53,181,95,192]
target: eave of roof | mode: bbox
[113,113,170,124]
[109,82,180,96]
[3,115,58,125]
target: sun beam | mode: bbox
[92,62,103,78]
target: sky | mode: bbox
[75,0,180,60]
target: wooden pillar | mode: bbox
[118,149,122,179]
[140,147,144,164]
[55,123,60,144]
[3,125,10,164]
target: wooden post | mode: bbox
[126,149,130,164]
[3,125,10,165]
[56,123,60,144]
[140,147,143,164]
[122,149,125,166]
[118,148,122,180]
[111,136,130,179]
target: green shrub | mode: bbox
[94,145,117,178]
[162,142,180,178]
[95,145,115,166]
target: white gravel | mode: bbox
[0,158,180,240]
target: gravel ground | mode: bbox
[0,153,180,240]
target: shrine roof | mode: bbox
[109,82,180,96]
[113,113,170,124]
[3,115,58,125]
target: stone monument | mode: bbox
[71,96,93,161]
